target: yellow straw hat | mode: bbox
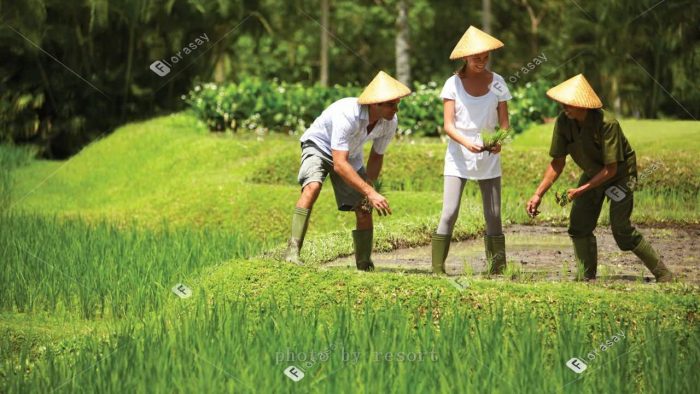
[449,26,504,60]
[546,74,603,109]
[357,71,412,105]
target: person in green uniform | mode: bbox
[526,74,674,282]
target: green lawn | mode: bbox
[1,112,698,393]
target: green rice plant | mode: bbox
[462,259,475,277]
[0,213,266,319]
[574,258,587,281]
[481,127,514,153]
[559,259,570,281]
[2,296,697,393]
[554,189,572,207]
[503,260,523,280]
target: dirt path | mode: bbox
[327,225,700,284]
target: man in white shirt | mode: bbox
[285,71,411,270]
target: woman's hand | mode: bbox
[488,144,502,154]
[464,142,484,153]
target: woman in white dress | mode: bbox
[432,26,512,275]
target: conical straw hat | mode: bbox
[357,71,412,105]
[449,26,504,60]
[546,74,603,109]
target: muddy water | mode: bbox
[327,225,700,284]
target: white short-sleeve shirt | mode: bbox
[300,97,397,170]
[440,73,512,179]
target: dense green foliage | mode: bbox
[2,0,697,156]
[184,77,559,136]
[184,79,360,134]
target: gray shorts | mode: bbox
[297,141,367,211]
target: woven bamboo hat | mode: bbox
[546,74,603,109]
[357,71,412,105]
[449,26,504,60]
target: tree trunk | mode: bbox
[482,0,492,33]
[122,21,136,122]
[320,0,329,87]
[395,0,411,86]
[520,0,543,55]
[650,44,661,117]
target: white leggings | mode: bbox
[437,176,502,236]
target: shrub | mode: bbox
[184,77,558,137]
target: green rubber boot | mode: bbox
[632,239,674,283]
[285,207,310,265]
[352,228,375,271]
[571,235,597,280]
[431,233,451,274]
[485,234,506,275]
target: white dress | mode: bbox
[440,73,512,179]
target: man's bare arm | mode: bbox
[535,157,566,198]
[527,157,566,217]
[365,148,384,185]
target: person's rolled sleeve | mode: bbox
[548,116,568,158]
[602,121,625,164]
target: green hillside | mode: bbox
[2,113,698,393]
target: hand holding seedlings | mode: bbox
[526,194,542,218]
[481,128,513,155]
[360,180,391,216]
[554,190,572,207]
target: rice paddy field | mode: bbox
[1,113,698,393]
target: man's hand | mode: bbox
[567,187,584,201]
[367,190,392,216]
[526,194,542,217]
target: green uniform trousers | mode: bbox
[568,173,643,251]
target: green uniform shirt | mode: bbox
[549,109,637,182]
